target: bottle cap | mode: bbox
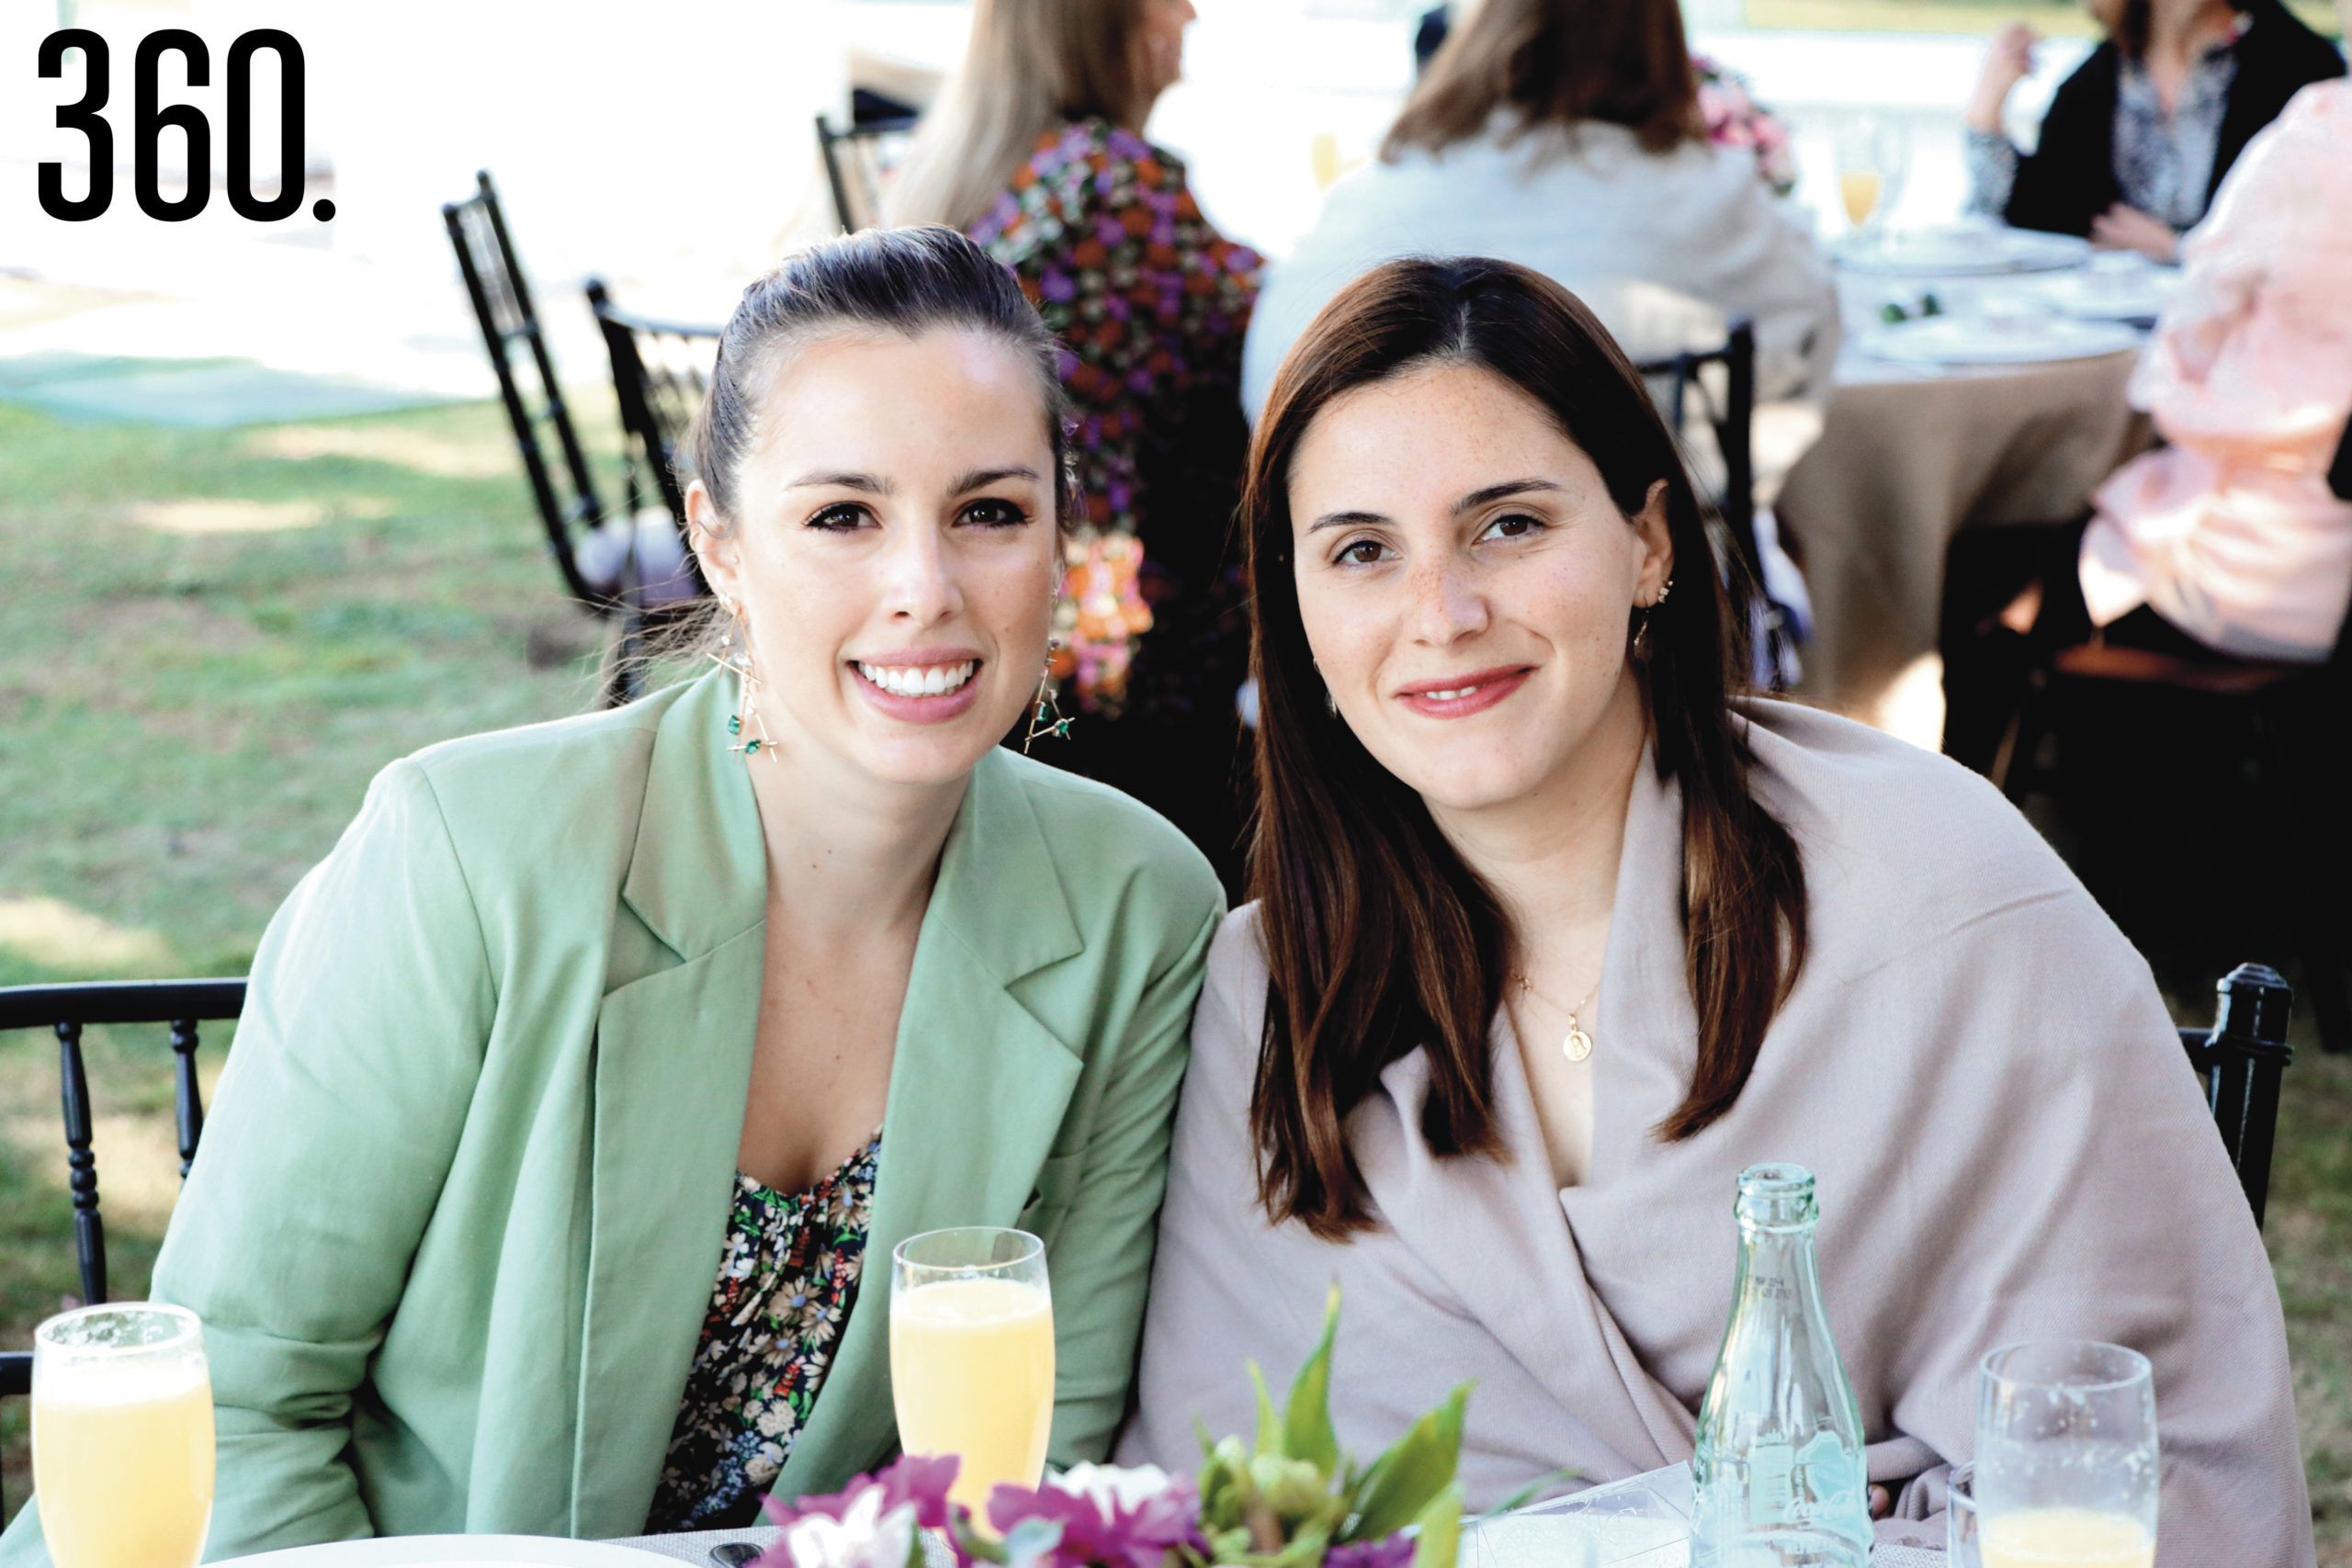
[1736,1162,1818,1231]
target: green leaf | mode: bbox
[1344,1382,1471,1542]
[1283,1285,1342,1477]
[1250,1361,1283,1460]
[1410,1486,1464,1568]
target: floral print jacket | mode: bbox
[971,118,1261,715]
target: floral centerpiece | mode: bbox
[1692,55,1797,198]
[757,1292,1471,1568]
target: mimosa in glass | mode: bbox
[891,1226,1053,1519]
[1833,115,1909,242]
[34,1303,214,1568]
[1974,1340,2159,1568]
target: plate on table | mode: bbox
[1859,313,2143,366]
[2033,262,2179,324]
[1836,225,2093,276]
[216,1536,674,1568]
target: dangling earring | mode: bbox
[713,597,775,760]
[1024,639,1074,753]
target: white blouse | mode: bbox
[1242,116,1841,416]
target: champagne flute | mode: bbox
[34,1303,214,1568]
[1974,1341,2158,1568]
[890,1227,1054,1520]
[1834,115,1910,242]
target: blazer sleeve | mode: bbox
[2006,46,2122,236]
[95,761,486,1559]
[1042,899,1223,1469]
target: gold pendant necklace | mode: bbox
[1510,969,1600,1063]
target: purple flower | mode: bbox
[1326,1536,1418,1568]
[1057,348,1081,380]
[987,1465,1202,1568]
[1041,271,1078,304]
[1097,216,1127,249]
[764,1453,961,1535]
[1105,296,1131,321]
[1106,128,1153,162]
[1125,368,1155,396]
[1149,221,1175,248]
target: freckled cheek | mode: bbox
[1295,581,1394,705]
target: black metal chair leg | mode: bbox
[56,1021,107,1307]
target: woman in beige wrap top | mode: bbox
[1118,256,2310,1567]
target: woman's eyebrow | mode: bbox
[785,469,890,494]
[950,465,1044,493]
[1306,509,1391,534]
[1454,479,1564,513]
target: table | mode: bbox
[1777,285,2153,730]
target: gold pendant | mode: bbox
[1562,1025,1593,1064]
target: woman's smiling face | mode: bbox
[1286,360,1673,815]
[690,327,1060,789]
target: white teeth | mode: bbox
[856,660,977,698]
[1429,686,1476,701]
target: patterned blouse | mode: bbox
[644,1134,882,1531]
[970,117,1261,716]
[1967,34,2242,231]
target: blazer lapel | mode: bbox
[571,671,771,1537]
[776,750,1088,1497]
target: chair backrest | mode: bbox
[1634,321,1787,686]
[584,278,720,540]
[441,171,614,606]
[815,113,921,233]
[0,978,246,1515]
[2177,962,2292,1227]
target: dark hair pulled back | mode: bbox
[1243,256,1809,1239]
[687,225,1078,527]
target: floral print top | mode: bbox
[970,117,1261,716]
[645,1133,882,1531]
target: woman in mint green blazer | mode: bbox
[0,229,1221,1561]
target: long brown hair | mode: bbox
[1243,257,1807,1239]
[888,0,1151,232]
[1384,0,1703,161]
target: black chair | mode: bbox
[816,112,921,233]
[1996,418,2352,1053]
[1634,321,1793,689]
[0,978,245,1516]
[2180,963,2294,1227]
[584,278,719,543]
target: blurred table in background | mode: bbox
[1780,239,2161,733]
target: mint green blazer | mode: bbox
[0,668,1220,1560]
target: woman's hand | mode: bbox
[1966,24,2042,133]
[2089,203,2180,262]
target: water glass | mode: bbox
[1947,1461,1979,1568]
[33,1303,214,1568]
[1974,1341,2158,1568]
[890,1227,1054,1518]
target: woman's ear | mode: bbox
[686,481,741,604]
[1634,479,1675,604]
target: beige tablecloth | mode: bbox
[1778,337,2150,721]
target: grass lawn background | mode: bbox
[0,392,2344,1560]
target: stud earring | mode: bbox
[1024,639,1074,753]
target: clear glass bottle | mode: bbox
[1691,1163,1873,1567]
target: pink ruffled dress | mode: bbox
[2078,80,2352,661]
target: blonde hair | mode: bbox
[886,0,1149,232]
[1384,0,1702,162]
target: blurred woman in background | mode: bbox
[1242,0,1838,417]
[891,0,1263,892]
[1963,0,2341,259]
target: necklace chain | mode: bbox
[1510,968,1600,1064]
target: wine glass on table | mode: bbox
[891,1226,1055,1520]
[34,1303,214,1568]
[1974,1341,2158,1568]
[1835,115,1910,246]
